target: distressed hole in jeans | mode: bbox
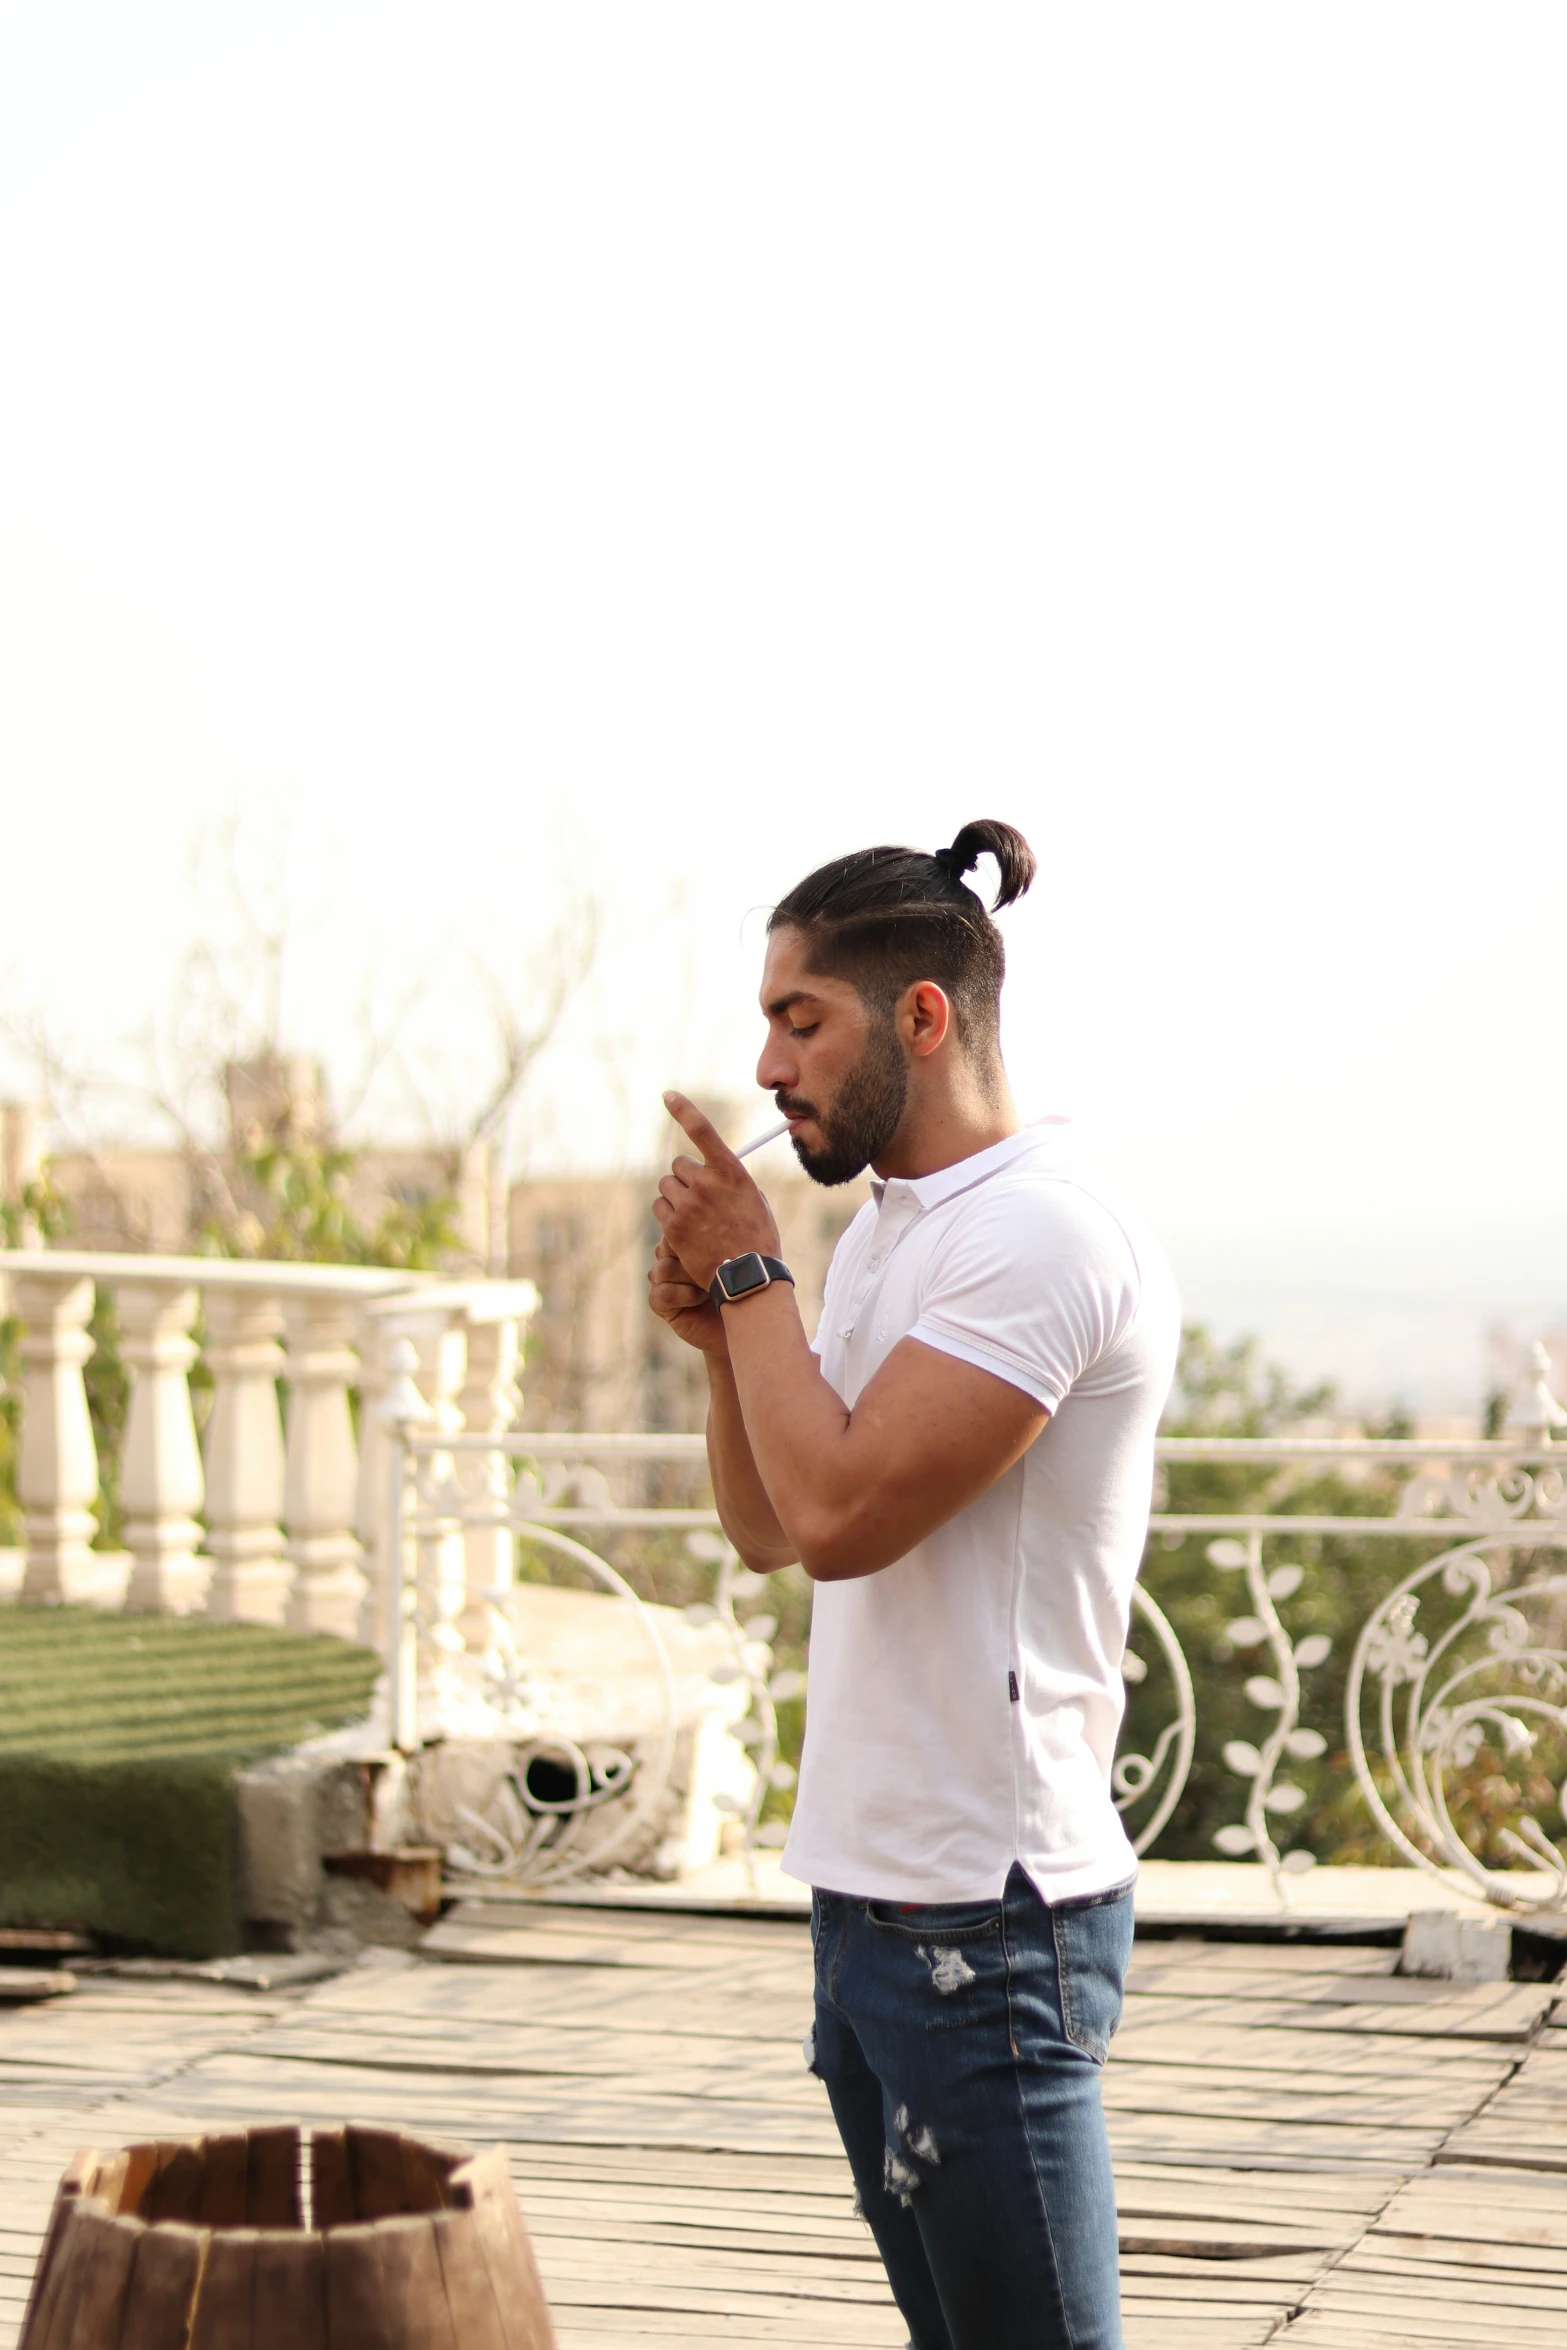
[802,2023,817,2073]
[883,2104,941,2206]
[928,1944,976,1995]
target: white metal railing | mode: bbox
[0,1248,537,1641]
[378,1403,1567,1908]
[7,1257,1567,1915]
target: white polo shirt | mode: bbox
[780,1122,1179,1906]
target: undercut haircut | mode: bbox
[769,819,1037,1049]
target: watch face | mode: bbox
[721,1252,767,1297]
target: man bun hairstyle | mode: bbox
[770,820,1036,1048]
[929,819,1037,909]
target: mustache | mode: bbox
[773,1092,817,1120]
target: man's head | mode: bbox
[757,820,1036,1185]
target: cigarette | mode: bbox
[736,1118,791,1159]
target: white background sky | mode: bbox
[2,5,1565,1411]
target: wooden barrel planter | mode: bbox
[18,2123,556,2349]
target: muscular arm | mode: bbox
[649,1099,1047,1582]
[717,1287,1045,1579]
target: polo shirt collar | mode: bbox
[870,1119,1068,1213]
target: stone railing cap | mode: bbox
[0,1249,432,1295]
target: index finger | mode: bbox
[661,1090,739,1168]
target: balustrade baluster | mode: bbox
[282,1295,364,1636]
[410,1317,470,1725]
[353,1309,395,1650]
[203,1287,288,1623]
[13,1271,100,1602]
[117,1282,206,1612]
[457,1305,522,1651]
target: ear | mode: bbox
[900,980,953,1059]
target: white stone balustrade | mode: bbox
[282,1292,367,1638]
[455,1293,525,1647]
[118,1281,206,1611]
[11,1268,100,1603]
[202,1289,288,1623]
[0,1251,537,1651]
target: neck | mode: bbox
[871,1059,1019,1181]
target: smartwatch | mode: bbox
[710,1253,795,1310]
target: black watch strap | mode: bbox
[710,1253,795,1309]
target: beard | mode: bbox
[780,1021,909,1187]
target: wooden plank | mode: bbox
[1110,2021,1509,2080]
[250,2231,327,2350]
[1433,2134,1567,2173]
[0,1977,75,2008]
[59,2212,141,2349]
[369,2215,458,2350]
[432,2212,512,2350]
[550,2313,907,2346]
[1130,1938,1399,1977]
[19,2196,104,2350]
[347,2125,419,2220]
[140,2140,208,2224]
[421,1916,802,1971]
[118,2222,207,2350]
[324,2223,399,2350]
[245,2124,300,2228]
[193,2132,250,2227]
[1296,2281,1567,2337]
[1283,2327,1490,2348]
[1345,2244,1567,2293]
[313,2130,357,2229]
[189,2229,257,2350]
[467,2181,558,2350]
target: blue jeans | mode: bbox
[809,1863,1132,2350]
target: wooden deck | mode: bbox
[2,1900,1565,2346]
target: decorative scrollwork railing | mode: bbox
[1347,1536,1567,1912]
[1153,1394,1567,1907]
[381,1352,1567,1905]
[1115,1585,1196,1857]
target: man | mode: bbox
[648,821,1179,2350]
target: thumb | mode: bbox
[662,1090,740,1169]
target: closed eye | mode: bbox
[788,1022,819,1040]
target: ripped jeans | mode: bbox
[809,1864,1132,2350]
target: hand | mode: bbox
[647,1239,729,1357]
[651,1092,783,1288]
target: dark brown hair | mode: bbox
[769,820,1036,1047]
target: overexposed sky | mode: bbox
[2,4,1565,1406]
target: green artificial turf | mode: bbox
[0,1608,380,1957]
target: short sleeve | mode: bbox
[908,1180,1144,1411]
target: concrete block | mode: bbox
[235,1752,371,1941]
[1402,1905,1513,1982]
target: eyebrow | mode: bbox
[763,988,828,1019]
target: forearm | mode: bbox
[705,1352,797,1570]
[719,1286,862,1573]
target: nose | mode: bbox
[756,1032,795,1093]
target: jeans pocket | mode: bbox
[866,1899,1003,1945]
[1050,1887,1134,2065]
